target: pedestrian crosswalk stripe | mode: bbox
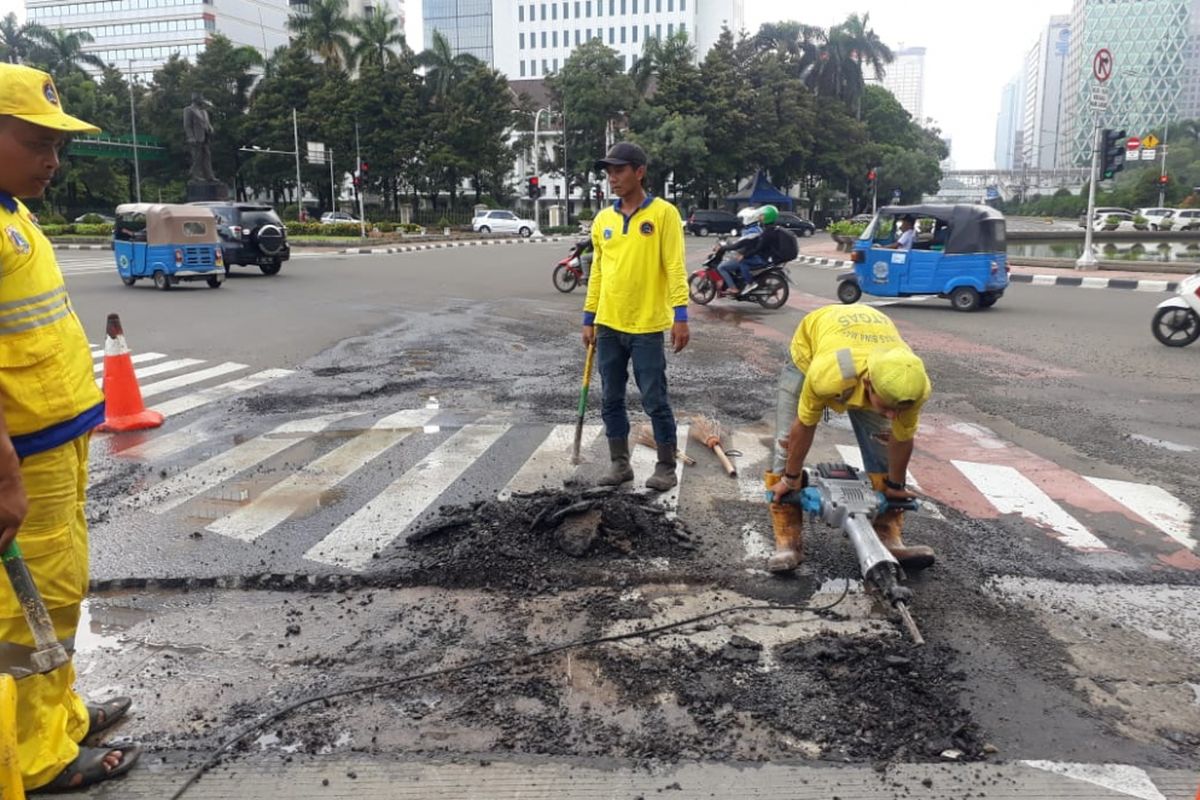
[109,421,211,463]
[151,369,294,418]
[731,430,771,502]
[139,362,249,399]
[628,424,689,511]
[92,351,167,374]
[130,412,361,515]
[306,423,510,569]
[952,460,1109,551]
[95,357,206,387]
[1083,477,1196,551]
[834,444,946,521]
[498,423,602,501]
[206,408,438,542]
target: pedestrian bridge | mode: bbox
[925,168,1091,204]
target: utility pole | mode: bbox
[327,147,336,214]
[127,63,141,203]
[1076,122,1101,269]
[561,101,568,227]
[1159,119,1170,208]
[355,121,366,238]
[292,109,304,220]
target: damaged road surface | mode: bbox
[67,274,1200,798]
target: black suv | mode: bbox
[189,202,290,275]
[686,209,739,237]
[776,212,816,237]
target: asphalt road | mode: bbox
[52,240,1200,798]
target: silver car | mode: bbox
[472,210,538,237]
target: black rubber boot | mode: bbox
[644,443,678,491]
[598,438,635,485]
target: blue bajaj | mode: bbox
[838,204,1009,311]
[113,203,225,291]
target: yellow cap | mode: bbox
[0,63,100,133]
[866,347,929,407]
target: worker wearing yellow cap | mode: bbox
[763,304,935,573]
[0,63,140,793]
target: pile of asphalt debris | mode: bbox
[399,487,697,592]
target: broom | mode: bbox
[688,414,737,477]
[633,422,696,465]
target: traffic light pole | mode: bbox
[355,121,366,238]
[1076,122,1101,270]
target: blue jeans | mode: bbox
[717,255,765,291]
[596,325,676,446]
[771,359,889,474]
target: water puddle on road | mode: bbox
[75,596,151,655]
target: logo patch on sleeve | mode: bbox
[603,228,613,240]
[6,226,31,254]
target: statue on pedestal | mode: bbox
[183,92,216,183]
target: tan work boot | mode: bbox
[644,443,678,491]
[763,471,803,572]
[598,438,635,485]
[868,472,935,570]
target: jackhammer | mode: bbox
[772,463,926,645]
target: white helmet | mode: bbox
[737,207,761,226]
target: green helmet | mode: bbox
[760,204,779,225]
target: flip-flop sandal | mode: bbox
[86,697,131,737]
[33,744,142,794]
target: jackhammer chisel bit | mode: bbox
[771,463,926,646]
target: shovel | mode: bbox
[570,343,596,465]
[2,542,69,678]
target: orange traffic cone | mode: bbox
[97,313,164,432]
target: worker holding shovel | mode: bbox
[581,142,689,491]
[0,64,139,794]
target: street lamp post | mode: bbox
[292,109,304,220]
[532,107,551,228]
[126,62,141,203]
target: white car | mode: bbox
[1137,208,1174,230]
[472,210,537,237]
[1091,210,1135,231]
[1172,209,1200,231]
[320,212,361,225]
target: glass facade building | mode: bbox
[423,0,494,64]
[1061,0,1198,166]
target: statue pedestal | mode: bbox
[186,181,229,203]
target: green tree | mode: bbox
[28,27,104,77]
[352,6,409,70]
[288,0,355,71]
[834,12,892,117]
[695,30,751,203]
[627,107,707,197]
[417,30,482,104]
[0,13,48,64]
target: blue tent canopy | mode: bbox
[725,171,794,210]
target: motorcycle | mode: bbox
[1151,271,1200,347]
[687,241,791,310]
[553,238,593,293]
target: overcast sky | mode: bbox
[2,0,1072,167]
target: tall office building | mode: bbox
[867,45,925,121]
[491,0,744,79]
[1060,0,1198,167]
[994,73,1025,170]
[423,0,494,63]
[1020,15,1070,170]
[25,0,292,77]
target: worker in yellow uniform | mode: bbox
[765,304,936,573]
[0,63,139,794]
[581,142,689,491]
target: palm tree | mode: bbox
[352,7,409,70]
[417,30,481,103]
[287,0,355,71]
[753,20,825,83]
[834,13,893,117]
[29,27,104,77]
[0,13,50,64]
[628,35,662,96]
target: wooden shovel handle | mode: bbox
[713,444,737,477]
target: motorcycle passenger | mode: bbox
[716,205,778,297]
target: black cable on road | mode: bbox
[168,584,852,800]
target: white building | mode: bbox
[867,45,925,121]
[1020,15,1069,171]
[25,0,293,77]
[994,73,1024,170]
[491,0,744,79]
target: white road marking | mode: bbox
[1081,276,1110,289]
[629,425,689,511]
[206,408,438,542]
[498,424,601,501]
[151,369,294,418]
[1020,762,1167,800]
[731,430,771,502]
[306,423,510,569]
[139,362,249,399]
[92,351,167,373]
[130,413,359,514]
[952,460,1108,550]
[1083,477,1196,551]
[833,444,945,520]
[1031,274,1056,286]
[1135,280,1170,293]
[95,358,205,386]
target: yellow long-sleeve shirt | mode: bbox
[789,305,931,441]
[583,196,688,334]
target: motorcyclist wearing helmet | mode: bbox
[715,204,778,297]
